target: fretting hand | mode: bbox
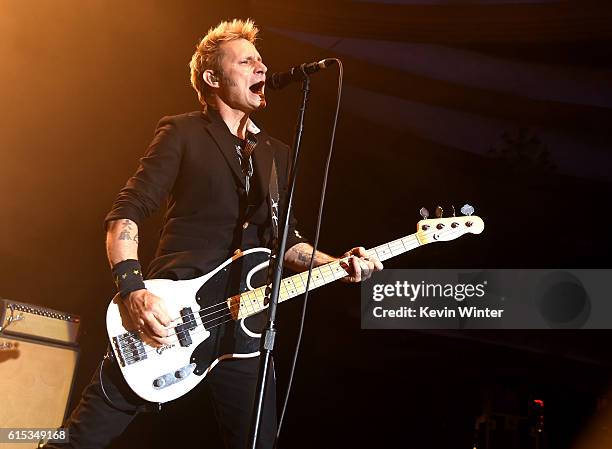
[340,246,383,283]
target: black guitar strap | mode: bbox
[268,157,280,246]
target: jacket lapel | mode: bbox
[201,110,245,187]
[252,130,273,204]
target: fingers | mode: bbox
[341,246,384,283]
[354,246,368,258]
[360,259,372,278]
[142,313,171,345]
[350,256,362,283]
[151,302,172,327]
[126,290,173,346]
[369,256,383,272]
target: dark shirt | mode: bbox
[105,109,307,280]
[232,134,255,195]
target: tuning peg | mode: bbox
[451,205,456,217]
[435,206,443,218]
[419,207,429,219]
[460,204,475,216]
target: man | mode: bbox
[47,18,381,449]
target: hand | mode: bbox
[340,246,383,283]
[123,289,173,346]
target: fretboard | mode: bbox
[234,233,422,319]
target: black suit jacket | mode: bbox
[106,109,305,279]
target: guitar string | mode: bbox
[132,223,457,329]
[119,315,253,365]
[141,232,421,328]
[138,256,354,335]
[118,248,391,363]
[118,238,414,362]
[118,265,352,364]
[116,225,476,362]
[117,225,474,364]
[171,252,376,321]
[117,225,475,363]
[122,250,379,354]
[157,222,469,329]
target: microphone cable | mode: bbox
[275,57,343,444]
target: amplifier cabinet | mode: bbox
[0,335,79,449]
[0,299,80,346]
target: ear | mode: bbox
[203,70,220,88]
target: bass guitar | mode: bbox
[106,209,484,403]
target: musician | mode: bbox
[46,19,382,449]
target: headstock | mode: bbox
[416,204,484,244]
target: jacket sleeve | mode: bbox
[105,116,183,228]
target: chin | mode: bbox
[244,102,266,112]
[248,94,267,111]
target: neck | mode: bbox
[209,101,251,139]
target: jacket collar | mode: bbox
[201,108,273,202]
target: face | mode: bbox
[209,38,267,113]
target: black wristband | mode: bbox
[112,259,146,299]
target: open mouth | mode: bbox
[249,81,265,95]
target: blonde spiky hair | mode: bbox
[189,18,259,106]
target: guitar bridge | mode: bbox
[112,330,147,367]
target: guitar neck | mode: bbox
[235,233,422,319]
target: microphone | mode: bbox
[266,58,336,90]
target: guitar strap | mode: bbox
[268,157,280,246]
[262,157,280,306]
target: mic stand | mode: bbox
[248,69,311,449]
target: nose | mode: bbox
[255,60,267,75]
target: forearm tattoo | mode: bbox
[118,219,138,243]
[297,251,311,264]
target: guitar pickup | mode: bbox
[176,307,197,347]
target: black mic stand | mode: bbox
[247,68,311,449]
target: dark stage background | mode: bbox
[2,1,612,448]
